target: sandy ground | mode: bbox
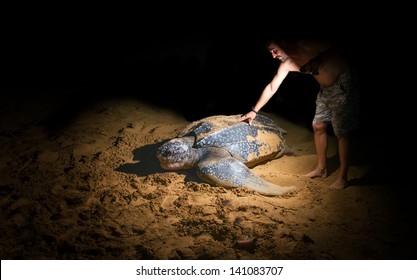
[0,86,415,261]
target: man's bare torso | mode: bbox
[283,40,349,87]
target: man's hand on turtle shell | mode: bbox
[240,111,256,126]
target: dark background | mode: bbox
[3,12,372,118]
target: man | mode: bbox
[240,38,359,190]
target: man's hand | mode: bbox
[240,111,257,126]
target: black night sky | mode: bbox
[4,13,372,114]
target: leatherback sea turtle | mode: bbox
[157,114,297,196]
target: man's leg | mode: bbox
[304,121,328,178]
[329,133,349,189]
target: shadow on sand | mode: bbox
[115,141,204,183]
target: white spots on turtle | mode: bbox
[193,122,213,136]
[199,159,254,187]
[157,139,190,162]
[196,123,277,164]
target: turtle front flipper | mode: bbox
[196,153,297,196]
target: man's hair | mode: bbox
[264,35,301,54]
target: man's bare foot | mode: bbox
[329,178,348,190]
[304,168,327,179]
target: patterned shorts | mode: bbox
[313,68,360,136]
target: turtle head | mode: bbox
[157,137,197,170]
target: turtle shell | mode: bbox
[177,114,286,166]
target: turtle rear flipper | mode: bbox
[197,156,297,196]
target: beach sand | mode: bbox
[1,86,415,260]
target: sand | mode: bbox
[1,87,415,260]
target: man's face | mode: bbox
[267,43,288,62]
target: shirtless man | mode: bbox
[240,38,360,190]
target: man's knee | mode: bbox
[312,121,327,132]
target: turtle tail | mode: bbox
[282,142,295,156]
